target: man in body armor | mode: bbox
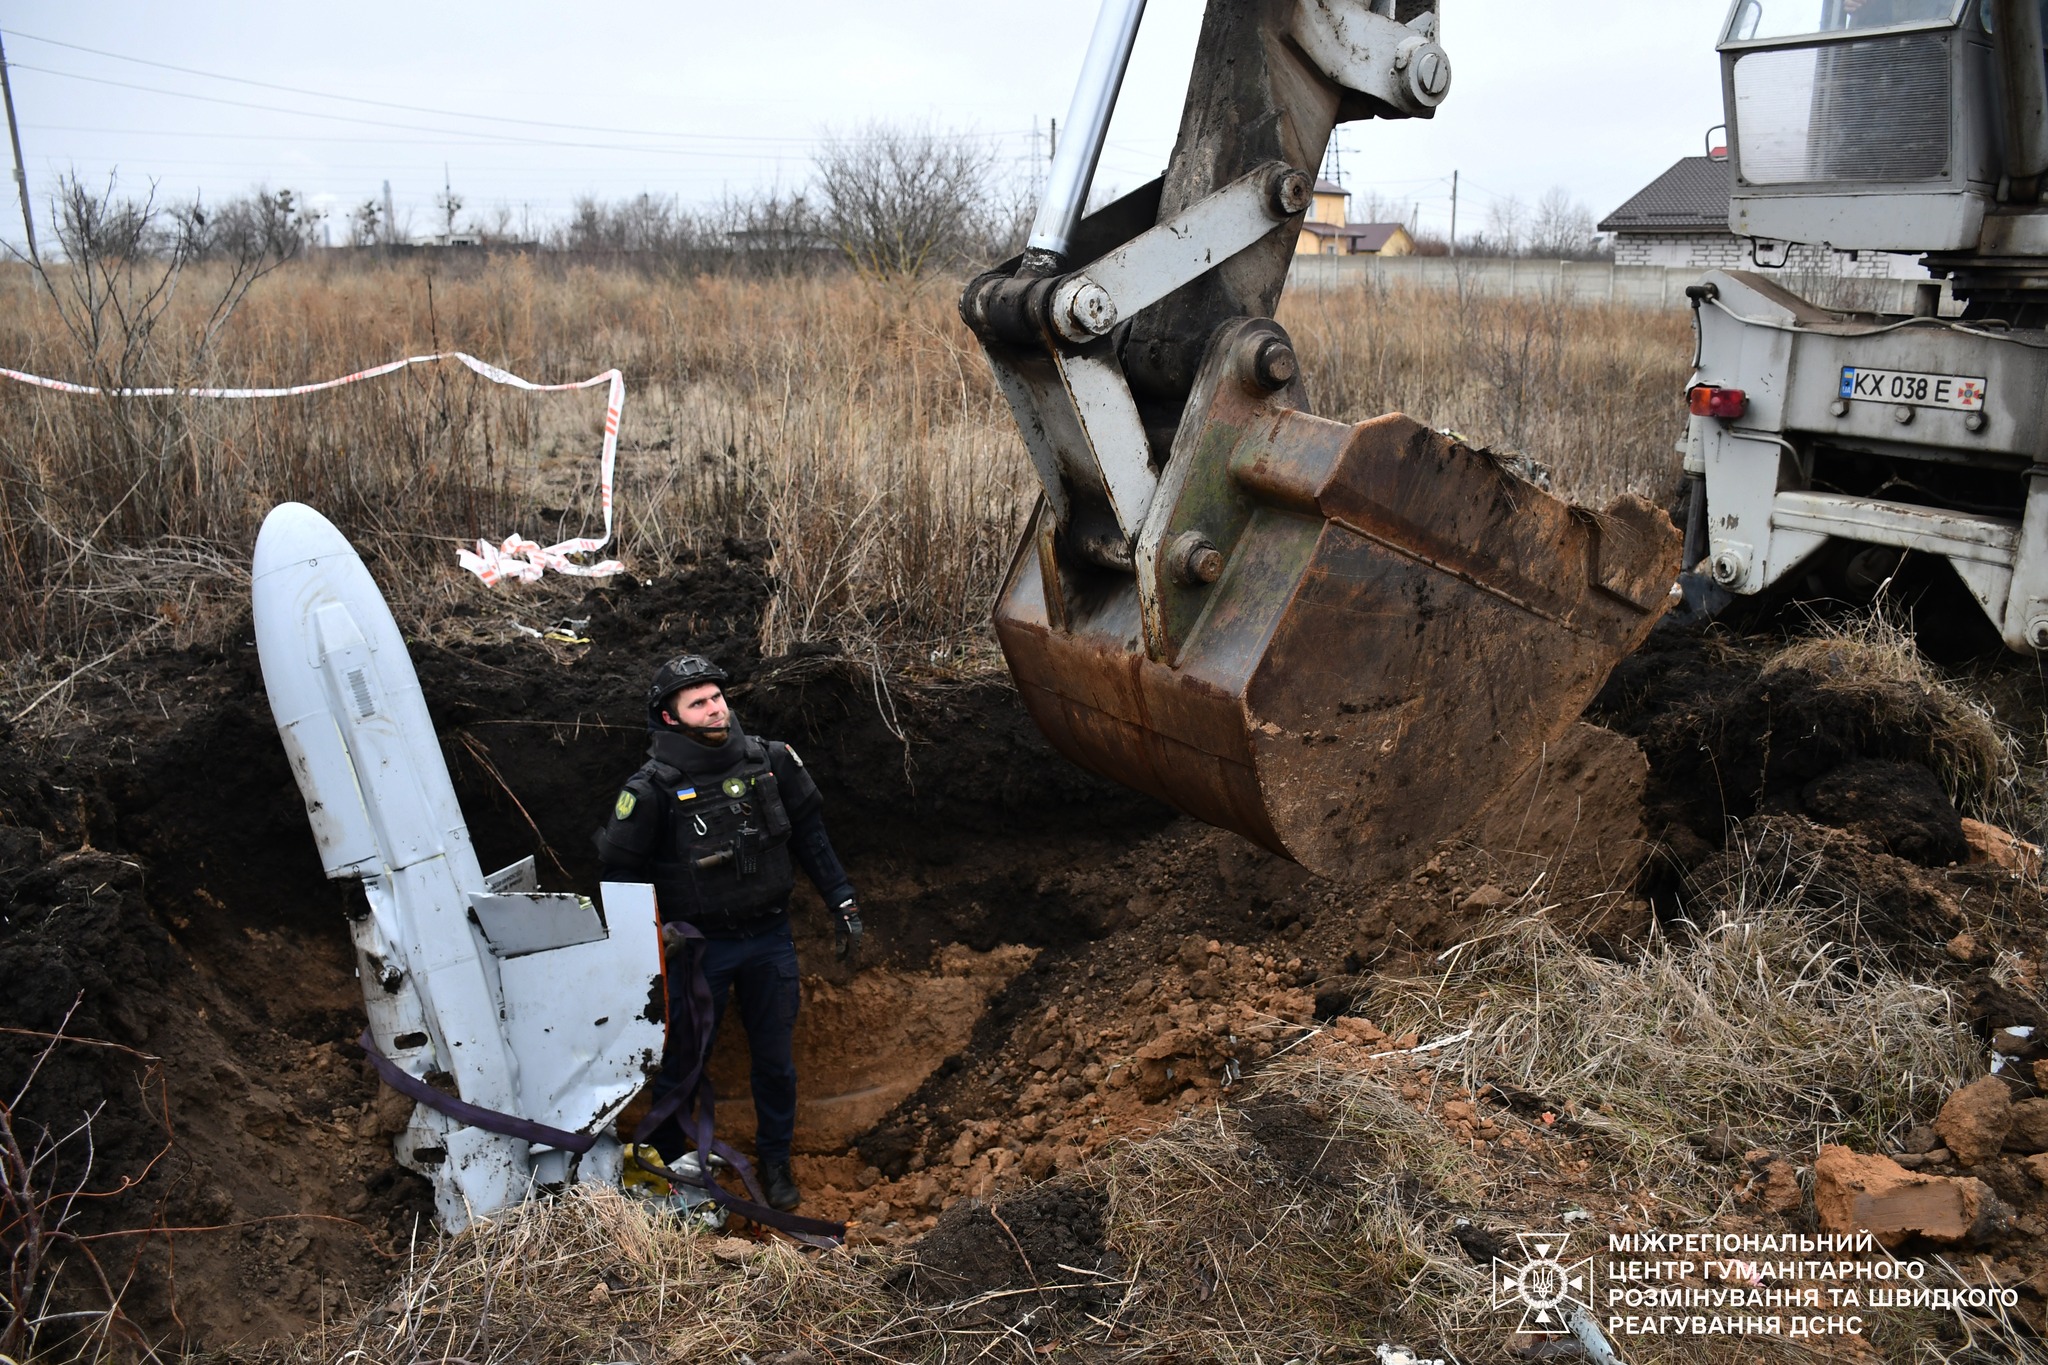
[596,653,860,1212]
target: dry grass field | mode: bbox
[0,255,1693,714]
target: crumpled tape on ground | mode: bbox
[0,352,625,585]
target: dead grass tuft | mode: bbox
[266,1185,899,1364]
[1368,855,1976,1202]
[1769,604,2013,818]
[1090,812,2018,1361]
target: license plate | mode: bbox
[1839,366,1986,410]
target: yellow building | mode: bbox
[1295,179,1415,257]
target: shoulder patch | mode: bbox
[784,745,804,767]
[614,789,637,820]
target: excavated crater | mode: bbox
[7,543,2035,1353]
[0,541,1186,1349]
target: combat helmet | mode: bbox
[646,653,729,727]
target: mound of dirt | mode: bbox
[1801,757,1970,866]
[905,1178,1115,1313]
[1591,624,1994,872]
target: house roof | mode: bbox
[1314,178,1347,196]
[1300,221,1410,250]
[1347,222,1408,251]
[1597,156,1732,233]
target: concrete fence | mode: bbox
[1286,253,1956,314]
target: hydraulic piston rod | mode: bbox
[1026,0,1146,264]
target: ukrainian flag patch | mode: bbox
[675,787,698,802]
[614,790,637,819]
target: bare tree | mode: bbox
[554,189,832,276]
[476,203,516,244]
[1351,189,1414,227]
[710,189,828,276]
[348,198,382,248]
[812,124,995,283]
[1478,194,1526,256]
[561,192,699,255]
[1527,186,1600,259]
[175,187,314,265]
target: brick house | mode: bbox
[1599,155,1924,279]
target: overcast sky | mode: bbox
[0,1,1736,248]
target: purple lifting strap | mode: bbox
[635,919,847,1243]
[357,1030,600,1154]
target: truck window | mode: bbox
[1727,0,1961,42]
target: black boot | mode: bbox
[761,1160,801,1211]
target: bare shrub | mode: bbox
[559,191,700,257]
[0,177,307,662]
[1,1002,174,1362]
[707,190,831,276]
[813,124,996,283]
[1454,275,1568,454]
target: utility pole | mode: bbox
[1049,117,1058,162]
[1031,116,1044,203]
[0,29,39,267]
[382,179,396,249]
[1448,169,1459,257]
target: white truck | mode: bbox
[1685,0,2048,652]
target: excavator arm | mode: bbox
[962,0,1680,883]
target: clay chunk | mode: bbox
[2007,1098,2048,1155]
[1961,817,2043,877]
[1813,1145,2007,1248]
[1935,1077,2013,1166]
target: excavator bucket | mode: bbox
[971,0,1679,882]
[994,319,1679,885]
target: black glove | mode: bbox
[833,899,863,963]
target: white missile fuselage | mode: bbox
[251,502,662,1231]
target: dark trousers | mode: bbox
[649,917,801,1167]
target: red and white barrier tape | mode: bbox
[0,352,625,585]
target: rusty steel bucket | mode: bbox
[994,318,1680,884]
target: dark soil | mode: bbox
[905,1177,1116,1313]
[1591,623,1991,869]
[1801,758,1970,866]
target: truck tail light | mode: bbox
[1688,385,1747,419]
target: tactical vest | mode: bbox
[642,737,795,928]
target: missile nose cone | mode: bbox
[253,502,357,582]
